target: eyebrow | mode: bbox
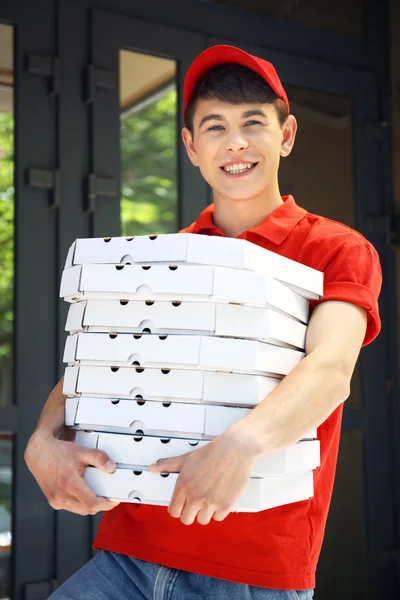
[198,109,268,129]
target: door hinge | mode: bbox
[27,168,60,209]
[85,173,117,214]
[26,54,60,96]
[367,213,400,246]
[85,64,117,104]
[365,121,389,142]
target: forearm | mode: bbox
[31,376,73,442]
[234,352,350,456]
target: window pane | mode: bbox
[120,51,178,236]
[0,434,12,600]
[0,23,14,409]
[199,0,365,38]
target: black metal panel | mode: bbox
[367,0,400,578]
[68,0,376,70]
[351,75,399,600]
[0,1,59,599]
[342,408,364,433]
[55,0,93,582]
[90,8,207,237]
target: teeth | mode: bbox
[223,162,254,173]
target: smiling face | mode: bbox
[182,98,297,206]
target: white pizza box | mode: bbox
[66,396,252,439]
[63,333,304,375]
[65,233,323,300]
[60,264,310,322]
[83,466,314,512]
[66,298,309,340]
[66,396,317,440]
[63,365,281,407]
[76,430,321,477]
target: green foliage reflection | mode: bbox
[120,87,178,236]
[0,113,13,383]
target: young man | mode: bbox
[25,45,382,600]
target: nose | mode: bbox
[224,130,249,152]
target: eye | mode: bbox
[207,125,224,132]
[245,120,262,126]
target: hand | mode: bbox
[149,424,260,526]
[25,430,120,516]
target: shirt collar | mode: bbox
[191,195,307,245]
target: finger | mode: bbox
[196,504,216,526]
[79,448,116,473]
[149,455,185,473]
[76,495,120,514]
[79,490,120,513]
[212,508,231,522]
[94,498,121,512]
[64,502,93,516]
[56,483,119,515]
[179,497,205,526]
[51,492,94,516]
[64,472,119,514]
[63,473,101,509]
[168,485,187,519]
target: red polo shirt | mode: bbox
[93,196,382,590]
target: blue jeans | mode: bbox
[48,550,314,600]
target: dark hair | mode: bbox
[185,63,288,135]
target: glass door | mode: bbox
[90,9,208,240]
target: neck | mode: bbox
[212,186,284,238]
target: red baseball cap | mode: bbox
[183,44,289,120]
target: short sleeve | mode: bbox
[309,239,382,346]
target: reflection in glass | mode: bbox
[0,23,14,411]
[120,51,178,236]
[0,22,13,600]
[0,434,12,600]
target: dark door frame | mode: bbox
[0,1,60,599]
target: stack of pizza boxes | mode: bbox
[60,233,323,512]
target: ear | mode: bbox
[280,115,297,158]
[182,127,200,167]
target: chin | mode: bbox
[211,176,269,202]
[217,193,259,204]
[223,186,267,202]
